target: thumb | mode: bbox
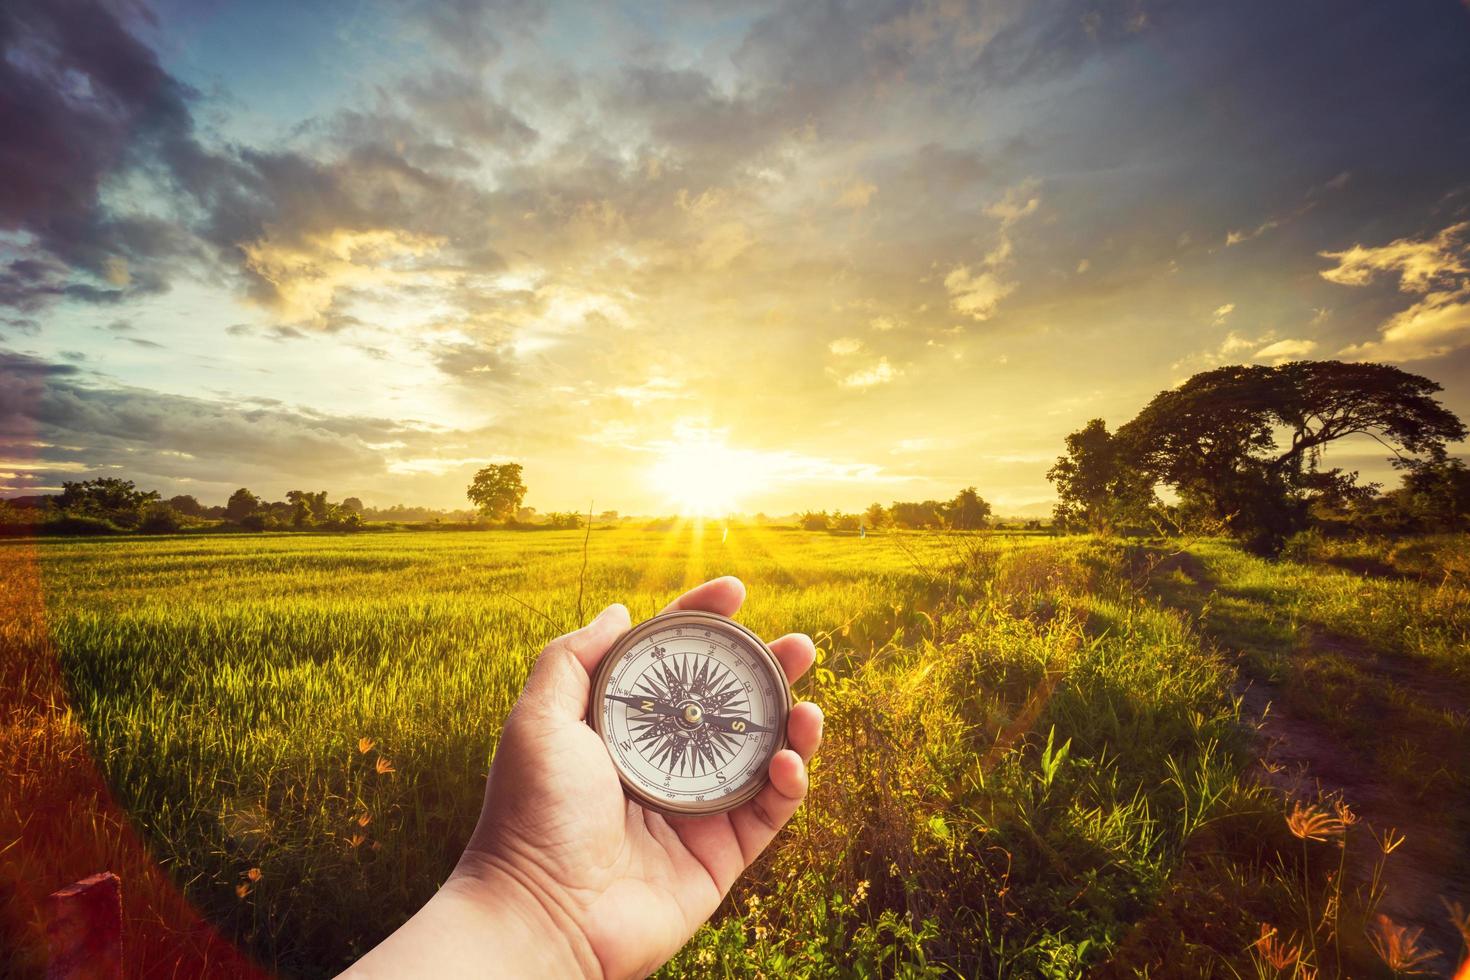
[519,603,631,720]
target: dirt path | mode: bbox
[1157,551,1470,976]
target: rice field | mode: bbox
[3,526,1468,977]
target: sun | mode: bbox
[648,427,764,517]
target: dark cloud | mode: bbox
[400,71,538,151]
[411,0,547,68]
[972,0,1166,87]
[0,0,202,307]
[0,348,500,496]
[426,338,517,381]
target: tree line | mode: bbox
[799,487,996,531]
[1047,360,1468,553]
[0,479,386,534]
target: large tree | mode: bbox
[168,494,204,517]
[1115,361,1466,552]
[226,488,260,522]
[467,463,527,522]
[947,487,992,529]
[1046,419,1155,533]
[285,490,330,528]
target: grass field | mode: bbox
[3,527,1469,977]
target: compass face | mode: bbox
[588,610,792,815]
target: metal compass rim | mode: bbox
[587,609,794,816]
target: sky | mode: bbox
[2,0,1469,517]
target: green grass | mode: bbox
[6,527,1467,976]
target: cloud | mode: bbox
[945,181,1039,321]
[1212,303,1236,325]
[0,0,201,310]
[944,266,1017,321]
[836,356,898,388]
[409,0,547,69]
[425,338,517,381]
[985,182,1041,228]
[1320,222,1469,291]
[1325,222,1470,361]
[399,70,538,151]
[1173,328,1293,373]
[1252,338,1317,364]
[241,228,447,324]
[1339,290,1470,362]
[1225,219,1280,247]
[0,349,496,495]
[828,337,864,355]
[835,179,878,210]
[612,377,686,405]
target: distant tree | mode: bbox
[1116,361,1467,553]
[598,510,620,524]
[1047,419,1155,533]
[140,503,182,533]
[1393,450,1470,530]
[514,506,538,524]
[545,511,585,530]
[342,497,364,514]
[833,511,861,531]
[240,512,281,532]
[468,463,527,522]
[889,500,946,529]
[863,502,888,529]
[947,487,992,529]
[57,478,159,528]
[799,511,830,531]
[226,488,260,522]
[285,490,322,528]
[168,494,204,517]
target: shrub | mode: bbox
[240,513,281,532]
[41,514,124,536]
[140,504,183,533]
[800,511,831,531]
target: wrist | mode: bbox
[446,846,601,979]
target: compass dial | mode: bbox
[588,610,793,815]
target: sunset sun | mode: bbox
[648,428,763,518]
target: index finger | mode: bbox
[660,576,745,617]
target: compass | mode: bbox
[588,610,793,816]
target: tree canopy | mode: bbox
[1052,360,1467,552]
[466,463,528,522]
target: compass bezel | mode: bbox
[587,609,794,816]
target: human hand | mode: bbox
[344,576,822,979]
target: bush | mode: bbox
[41,514,124,536]
[240,513,281,532]
[139,504,182,533]
[800,511,831,531]
[320,511,364,531]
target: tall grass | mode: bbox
[4,527,1464,976]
